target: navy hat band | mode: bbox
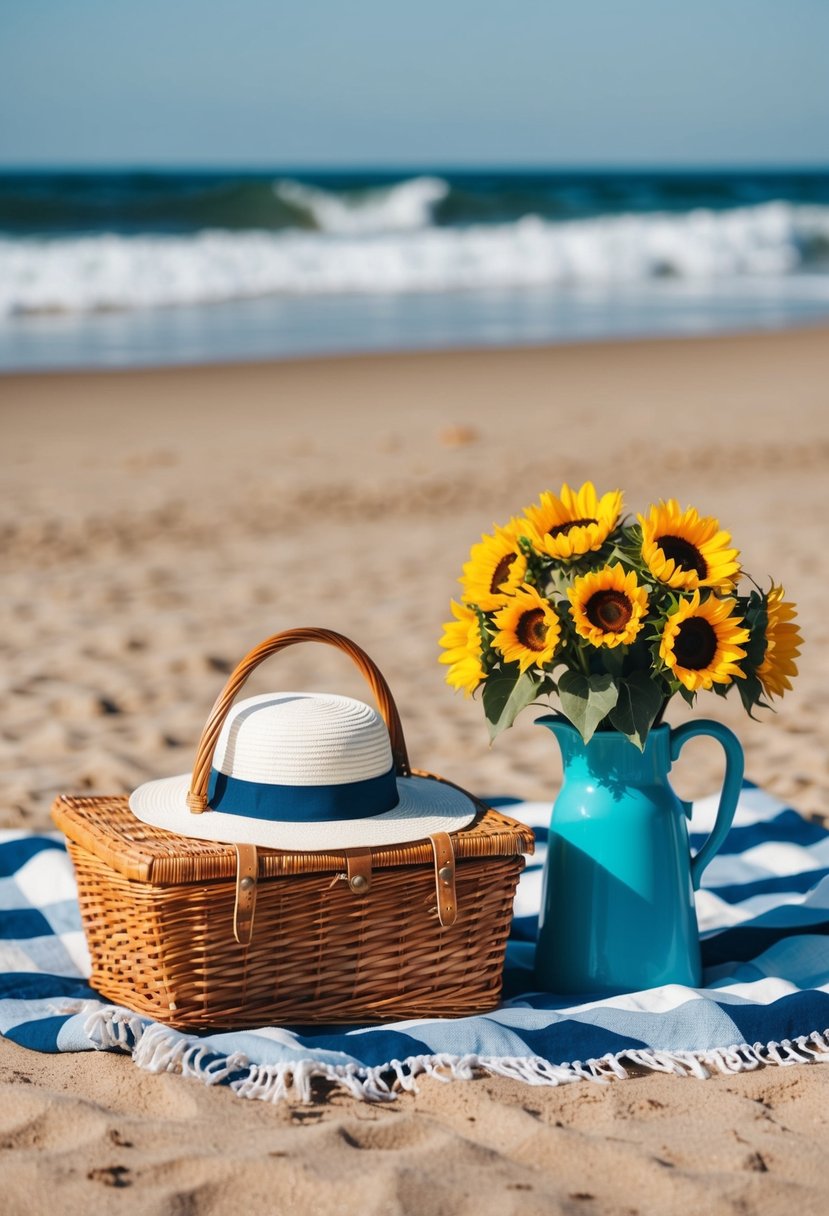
[207,765,400,823]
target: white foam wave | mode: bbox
[274,175,449,233]
[2,202,829,318]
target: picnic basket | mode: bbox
[52,628,534,1031]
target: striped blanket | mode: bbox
[2,782,829,1103]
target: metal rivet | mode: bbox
[350,874,368,892]
[239,876,255,891]
[438,865,453,884]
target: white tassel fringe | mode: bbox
[83,1010,829,1105]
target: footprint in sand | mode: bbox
[334,1115,444,1153]
[0,1087,110,1152]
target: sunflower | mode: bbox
[519,481,623,561]
[660,591,750,692]
[639,500,740,592]
[460,522,529,611]
[757,585,802,699]
[439,601,486,696]
[492,586,561,673]
[568,564,649,648]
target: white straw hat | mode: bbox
[129,691,478,850]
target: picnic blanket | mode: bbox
[2,781,829,1103]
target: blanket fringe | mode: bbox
[82,1009,829,1105]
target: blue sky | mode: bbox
[2,0,828,167]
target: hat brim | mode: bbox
[128,771,479,850]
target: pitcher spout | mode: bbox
[536,712,674,780]
[535,712,570,739]
[535,713,582,764]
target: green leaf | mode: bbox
[741,590,769,674]
[736,669,772,720]
[609,671,666,750]
[536,675,558,698]
[600,644,628,678]
[557,670,619,744]
[482,665,544,740]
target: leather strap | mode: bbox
[345,849,372,895]
[233,843,258,945]
[430,832,457,927]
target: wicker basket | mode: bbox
[53,628,534,1031]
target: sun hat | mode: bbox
[129,629,479,851]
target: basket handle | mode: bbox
[187,628,411,813]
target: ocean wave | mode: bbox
[3,202,829,318]
[3,169,829,238]
[273,175,449,233]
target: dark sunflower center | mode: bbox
[674,618,717,670]
[657,535,708,579]
[548,517,597,539]
[585,590,633,633]
[516,608,548,651]
[489,554,516,594]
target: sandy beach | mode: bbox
[2,326,829,1214]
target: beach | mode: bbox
[2,326,829,1214]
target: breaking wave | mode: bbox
[272,175,449,233]
[3,201,829,317]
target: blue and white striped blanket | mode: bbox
[2,782,829,1103]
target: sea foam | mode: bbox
[273,175,449,233]
[2,201,828,317]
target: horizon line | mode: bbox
[2,160,829,175]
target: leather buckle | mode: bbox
[430,832,457,927]
[233,843,258,945]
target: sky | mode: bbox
[2,0,828,168]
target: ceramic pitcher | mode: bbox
[534,715,744,994]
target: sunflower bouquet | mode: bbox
[439,482,802,747]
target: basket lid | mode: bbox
[52,780,535,885]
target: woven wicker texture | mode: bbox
[58,793,531,1029]
[52,627,534,1029]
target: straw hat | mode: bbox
[129,691,478,850]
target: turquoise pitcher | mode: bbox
[534,715,744,994]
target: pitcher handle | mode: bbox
[670,719,744,891]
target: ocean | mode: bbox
[1,168,829,371]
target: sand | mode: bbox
[2,327,829,1214]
